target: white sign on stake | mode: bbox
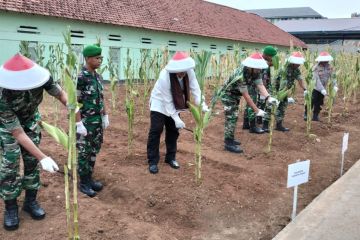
[287,160,311,188]
[287,160,311,221]
[342,132,349,155]
[340,132,349,176]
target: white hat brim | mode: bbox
[315,55,333,62]
[242,57,268,69]
[165,57,195,73]
[288,56,305,65]
[0,64,50,90]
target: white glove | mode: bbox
[288,97,295,104]
[321,89,327,96]
[40,157,59,173]
[267,96,280,107]
[76,121,88,136]
[172,114,185,129]
[303,90,308,97]
[334,86,338,93]
[201,104,210,113]
[102,114,110,129]
[256,109,266,117]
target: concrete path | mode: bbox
[273,159,360,240]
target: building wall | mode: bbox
[307,40,360,53]
[0,11,289,80]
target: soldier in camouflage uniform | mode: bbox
[304,52,338,121]
[76,44,109,197]
[0,54,67,230]
[259,46,278,133]
[243,46,278,134]
[272,52,307,131]
[221,53,279,153]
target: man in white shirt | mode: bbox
[147,51,208,174]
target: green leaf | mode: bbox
[41,121,69,149]
[188,102,201,125]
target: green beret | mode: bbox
[83,44,102,57]
[263,46,277,57]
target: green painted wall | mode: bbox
[0,11,289,80]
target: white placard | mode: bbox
[287,160,310,188]
[342,133,349,155]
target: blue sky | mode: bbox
[205,0,360,18]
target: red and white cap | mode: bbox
[288,51,305,65]
[241,52,268,69]
[0,53,50,90]
[315,52,333,62]
[165,51,195,73]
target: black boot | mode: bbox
[23,190,46,220]
[242,115,250,130]
[80,175,97,197]
[89,173,103,192]
[249,119,265,134]
[224,139,243,153]
[275,121,289,132]
[223,139,241,145]
[4,199,19,231]
[262,120,270,133]
[312,113,320,121]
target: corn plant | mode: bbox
[188,51,214,184]
[46,44,65,125]
[34,43,45,67]
[63,29,81,240]
[124,49,138,155]
[266,54,291,152]
[19,41,31,58]
[139,49,155,116]
[303,50,316,137]
[107,54,119,112]
[325,66,338,124]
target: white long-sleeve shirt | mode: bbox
[150,68,202,117]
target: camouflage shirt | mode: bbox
[223,66,263,96]
[77,67,104,119]
[0,77,61,131]
[275,64,302,91]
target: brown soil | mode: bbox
[1,85,359,240]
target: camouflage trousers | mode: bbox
[76,115,103,177]
[222,94,241,140]
[245,85,259,121]
[275,97,288,122]
[0,121,41,200]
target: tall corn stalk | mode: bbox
[303,51,315,137]
[107,54,119,112]
[139,49,155,116]
[63,29,81,240]
[188,51,213,184]
[34,43,45,67]
[46,44,65,125]
[124,49,138,155]
[19,41,31,58]
[266,54,291,152]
